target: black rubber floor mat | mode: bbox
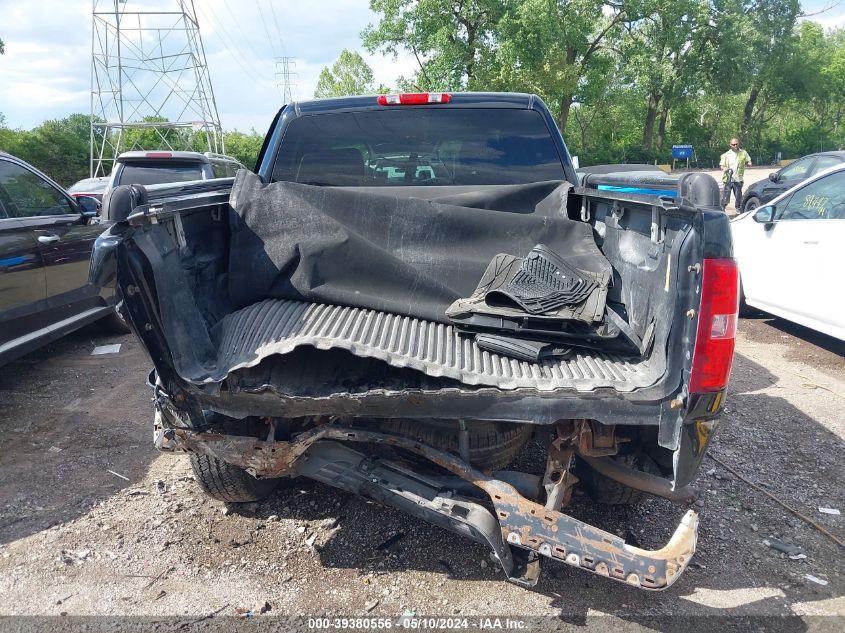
[446,245,610,327]
[474,333,573,363]
[486,245,598,314]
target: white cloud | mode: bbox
[809,11,845,29]
[0,0,419,134]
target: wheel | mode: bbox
[98,308,131,334]
[576,450,660,506]
[743,196,760,214]
[379,419,532,471]
[190,453,281,503]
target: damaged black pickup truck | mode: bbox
[91,92,738,590]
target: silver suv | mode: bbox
[107,151,246,189]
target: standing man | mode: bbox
[720,138,752,210]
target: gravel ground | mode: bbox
[0,314,842,630]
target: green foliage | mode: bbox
[0,114,265,187]
[222,130,264,170]
[314,49,387,97]
[0,114,91,187]
[363,0,503,90]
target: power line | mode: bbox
[193,1,271,88]
[217,0,272,64]
[266,0,287,56]
[255,0,279,60]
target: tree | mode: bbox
[314,49,385,97]
[16,114,91,186]
[491,1,634,132]
[621,1,708,150]
[705,0,800,139]
[0,36,5,55]
[363,0,503,91]
[222,130,264,169]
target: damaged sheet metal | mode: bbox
[207,299,662,391]
[156,422,697,590]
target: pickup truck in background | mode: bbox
[91,92,738,590]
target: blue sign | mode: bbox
[672,144,694,160]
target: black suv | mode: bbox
[741,151,845,213]
[0,152,127,366]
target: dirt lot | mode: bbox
[0,312,843,631]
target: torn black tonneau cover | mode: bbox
[227,171,601,325]
[124,172,685,399]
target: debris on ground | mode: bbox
[376,532,406,551]
[235,602,272,618]
[47,446,63,453]
[437,559,454,577]
[60,549,91,565]
[804,574,829,586]
[763,538,803,556]
[364,599,379,612]
[91,344,121,355]
[818,507,841,516]
[107,470,129,482]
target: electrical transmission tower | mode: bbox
[275,57,297,103]
[90,0,224,177]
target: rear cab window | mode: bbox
[271,108,566,187]
[117,162,205,186]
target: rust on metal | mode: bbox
[156,418,698,590]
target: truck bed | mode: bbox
[214,298,663,392]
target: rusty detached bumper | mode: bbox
[155,420,698,590]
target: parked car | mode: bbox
[67,176,110,202]
[106,151,246,190]
[0,152,128,366]
[732,162,845,341]
[93,92,737,590]
[740,151,845,213]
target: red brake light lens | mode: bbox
[689,258,739,393]
[377,93,452,106]
[145,152,172,158]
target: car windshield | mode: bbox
[271,108,566,186]
[118,162,204,186]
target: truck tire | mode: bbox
[190,454,281,503]
[379,419,532,471]
[99,308,131,334]
[576,451,660,506]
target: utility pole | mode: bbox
[275,57,297,103]
[90,0,224,177]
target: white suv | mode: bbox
[107,151,246,189]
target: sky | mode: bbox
[0,0,843,135]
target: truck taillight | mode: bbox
[689,258,739,393]
[145,152,172,158]
[377,93,452,105]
